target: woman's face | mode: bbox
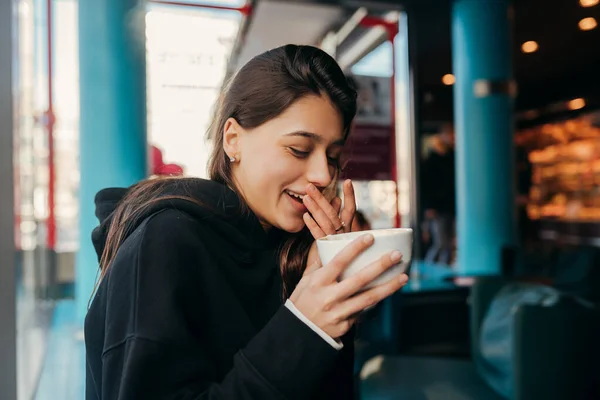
[225,95,345,232]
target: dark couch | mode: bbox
[359,273,599,400]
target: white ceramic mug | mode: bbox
[316,228,413,290]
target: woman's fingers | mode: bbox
[303,212,326,239]
[335,274,409,319]
[340,180,356,232]
[334,251,403,299]
[307,184,340,222]
[303,184,343,234]
[303,196,338,235]
[317,233,374,283]
[331,197,342,215]
[303,258,322,276]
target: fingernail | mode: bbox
[399,274,409,284]
[303,195,313,203]
[363,234,374,244]
[307,184,316,193]
[391,251,402,262]
[345,179,352,186]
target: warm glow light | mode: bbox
[567,98,586,110]
[442,74,455,85]
[579,17,597,30]
[521,41,538,53]
[580,0,599,7]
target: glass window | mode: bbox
[146,4,242,178]
[351,40,393,78]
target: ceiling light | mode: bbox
[567,98,586,110]
[579,17,597,30]
[442,74,455,85]
[580,0,599,7]
[521,41,538,53]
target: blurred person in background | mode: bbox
[85,45,408,400]
[421,123,456,265]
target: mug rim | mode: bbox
[317,227,413,242]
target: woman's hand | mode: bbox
[303,179,356,239]
[290,233,408,339]
[304,179,356,267]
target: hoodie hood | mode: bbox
[91,178,278,264]
[91,187,129,262]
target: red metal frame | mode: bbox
[46,0,56,250]
[358,15,401,228]
[149,0,252,15]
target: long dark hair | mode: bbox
[98,45,357,298]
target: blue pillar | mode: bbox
[452,0,516,276]
[76,0,148,322]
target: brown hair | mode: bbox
[97,45,357,298]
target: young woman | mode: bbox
[85,44,408,400]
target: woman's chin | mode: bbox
[276,217,306,234]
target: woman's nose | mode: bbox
[306,155,333,189]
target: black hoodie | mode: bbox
[84,178,354,400]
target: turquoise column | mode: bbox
[452,0,516,276]
[76,0,148,322]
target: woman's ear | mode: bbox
[223,118,241,160]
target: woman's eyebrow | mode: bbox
[284,131,344,146]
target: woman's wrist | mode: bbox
[284,299,343,350]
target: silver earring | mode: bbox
[229,156,236,162]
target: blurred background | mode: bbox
[1,0,600,399]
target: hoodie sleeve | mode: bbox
[97,210,341,400]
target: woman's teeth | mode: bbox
[286,190,305,201]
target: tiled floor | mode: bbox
[360,356,503,400]
[16,294,53,400]
[34,301,85,400]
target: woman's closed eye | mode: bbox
[288,147,340,166]
[288,147,310,158]
[327,155,340,167]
